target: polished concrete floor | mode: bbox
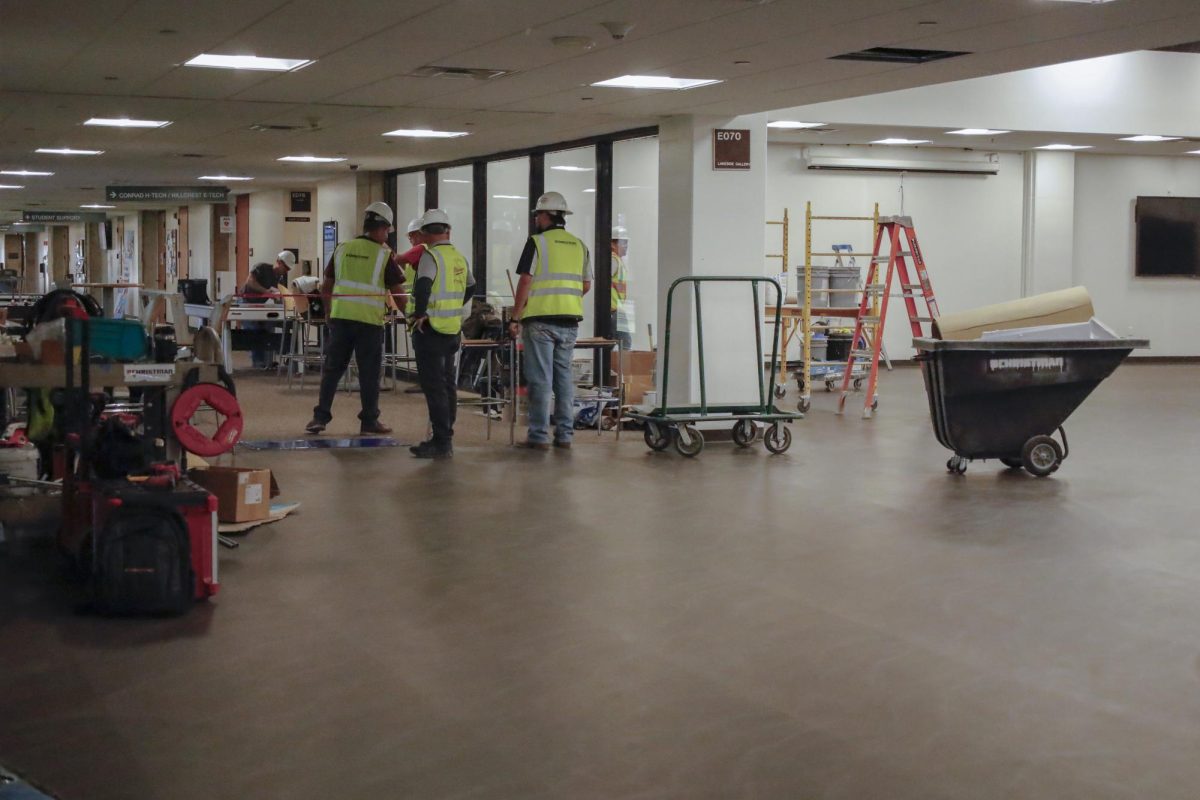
[2,361,1199,799]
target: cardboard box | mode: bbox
[188,466,277,523]
[616,350,657,403]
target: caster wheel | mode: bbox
[600,415,617,431]
[1021,435,1062,477]
[643,421,670,451]
[853,378,863,391]
[731,419,758,447]
[871,397,879,412]
[764,422,792,454]
[824,379,835,392]
[946,456,967,475]
[674,424,704,457]
[773,385,787,399]
[797,398,811,414]
[1000,457,1023,470]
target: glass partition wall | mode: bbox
[486,157,529,305]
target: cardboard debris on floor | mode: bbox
[218,501,301,535]
[188,466,278,523]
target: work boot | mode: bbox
[514,440,550,452]
[553,440,572,450]
[305,419,326,434]
[359,421,393,435]
[410,440,452,459]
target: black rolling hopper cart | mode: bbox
[626,276,803,457]
[914,336,1148,476]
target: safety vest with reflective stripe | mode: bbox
[426,242,470,335]
[330,237,391,326]
[523,228,586,320]
[611,254,628,313]
[402,263,417,316]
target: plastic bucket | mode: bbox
[810,334,827,363]
[827,331,853,362]
[828,265,860,304]
[798,266,831,308]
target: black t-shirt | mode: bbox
[243,263,279,304]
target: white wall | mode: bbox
[1073,154,1200,356]
[188,203,212,286]
[316,176,358,262]
[248,190,285,271]
[766,144,1026,360]
[614,136,659,352]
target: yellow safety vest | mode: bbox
[523,228,586,320]
[403,263,417,316]
[426,242,470,335]
[611,254,628,313]
[330,237,391,326]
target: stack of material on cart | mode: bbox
[933,285,1093,340]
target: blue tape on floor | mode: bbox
[237,437,405,450]
[0,765,56,799]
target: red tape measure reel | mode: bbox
[171,383,244,457]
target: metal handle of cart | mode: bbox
[659,275,784,416]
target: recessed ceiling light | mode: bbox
[198,175,253,181]
[185,53,314,72]
[0,170,54,176]
[0,185,24,190]
[550,165,593,172]
[947,128,1010,136]
[1049,0,1118,4]
[492,194,527,200]
[872,138,930,145]
[1119,134,1182,142]
[591,75,721,90]
[768,121,825,129]
[382,128,469,138]
[36,147,103,155]
[441,179,471,184]
[81,204,115,209]
[1035,143,1092,150]
[84,117,172,128]
[277,155,346,163]
[582,188,596,193]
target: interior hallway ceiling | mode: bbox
[4,0,1200,215]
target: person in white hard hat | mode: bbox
[305,201,406,435]
[406,208,475,458]
[609,226,633,351]
[241,250,297,369]
[508,190,592,450]
[397,217,430,393]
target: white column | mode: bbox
[656,113,768,407]
[1022,151,1076,296]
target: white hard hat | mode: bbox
[534,191,572,215]
[420,208,450,228]
[406,217,423,234]
[276,250,297,268]
[611,226,628,240]
[364,201,394,226]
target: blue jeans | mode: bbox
[522,320,577,443]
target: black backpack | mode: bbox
[91,505,194,616]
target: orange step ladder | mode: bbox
[837,215,940,419]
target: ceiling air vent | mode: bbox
[410,65,510,80]
[830,46,970,64]
[176,153,209,158]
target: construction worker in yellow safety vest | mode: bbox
[508,191,593,450]
[398,217,428,394]
[306,201,406,436]
[610,226,633,351]
[406,208,475,459]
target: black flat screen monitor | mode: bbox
[1135,196,1200,278]
[177,278,210,305]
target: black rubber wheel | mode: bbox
[871,397,879,412]
[643,421,670,451]
[674,424,704,457]
[853,378,863,391]
[773,384,786,399]
[946,456,967,475]
[763,422,792,454]
[797,397,811,413]
[1021,435,1062,477]
[1000,457,1023,469]
[731,419,758,447]
[824,379,835,392]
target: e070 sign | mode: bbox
[713,128,751,170]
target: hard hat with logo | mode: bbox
[533,191,572,215]
[363,201,394,227]
[276,250,297,268]
[406,217,423,234]
[420,208,451,228]
[611,226,629,240]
